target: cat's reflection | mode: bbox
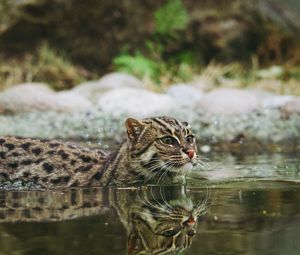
[0,186,209,254]
[113,187,209,254]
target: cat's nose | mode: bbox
[184,215,196,226]
[183,148,195,159]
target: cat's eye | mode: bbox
[161,136,177,145]
[186,135,195,144]
[161,228,180,237]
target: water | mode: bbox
[0,151,299,255]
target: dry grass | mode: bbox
[1,45,299,95]
[193,61,300,95]
[0,44,89,91]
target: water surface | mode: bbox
[0,151,299,255]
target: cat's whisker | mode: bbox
[194,189,210,215]
[157,164,169,184]
[133,160,165,182]
[157,162,173,184]
[160,187,174,211]
[196,155,210,161]
[140,190,170,213]
[149,187,170,210]
[195,159,210,169]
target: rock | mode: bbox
[72,72,143,103]
[0,83,92,114]
[280,97,300,115]
[166,84,204,107]
[0,83,57,114]
[97,88,176,118]
[261,95,294,108]
[247,89,294,108]
[198,88,260,116]
[56,91,93,110]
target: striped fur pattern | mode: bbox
[121,187,209,254]
[0,187,209,254]
[0,116,199,188]
[127,199,203,254]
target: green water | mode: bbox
[0,151,299,255]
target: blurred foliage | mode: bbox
[113,0,300,88]
[113,53,161,80]
[113,0,196,85]
[0,44,88,91]
[154,0,189,35]
[0,0,299,91]
[0,0,15,31]
[198,61,300,95]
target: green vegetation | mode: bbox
[113,0,196,86]
[0,0,299,94]
[154,0,189,35]
[113,0,300,94]
[198,62,300,95]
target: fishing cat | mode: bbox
[0,116,199,188]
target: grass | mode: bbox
[114,53,300,95]
[0,44,90,91]
[194,61,300,95]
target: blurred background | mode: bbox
[0,0,299,93]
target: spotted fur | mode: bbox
[0,116,198,188]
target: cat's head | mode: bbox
[127,196,206,254]
[125,116,198,181]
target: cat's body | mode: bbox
[0,116,198,188]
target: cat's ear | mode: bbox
[125,118,144,141]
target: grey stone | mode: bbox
[0,83,58,114]
[0,83,92,114]
[56,91,93,110]
[166,84,204,107]
[247,89,294,108]
[197,88,260,116]
[97,87,177,118]
[280,97,300,115]
[72,72,143,103]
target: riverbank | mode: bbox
[0,72,299,153]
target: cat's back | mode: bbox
[0,136,109,188]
